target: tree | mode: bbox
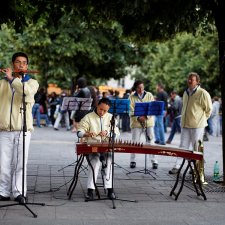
[135,30,219,96]
[1,8,141,92]
[0,24,23,67]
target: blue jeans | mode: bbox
[206,117,213,135]
[32,103,41,127]
[154,114,165,144]
[40,114,51,126]
[167,116,181,142]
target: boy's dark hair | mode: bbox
[98,97,111,107]
[12,52,29,64]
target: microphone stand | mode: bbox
[126,119,156,178]
[86,102,137,209]
[0,72,45,217]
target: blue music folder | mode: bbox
[109,99,130,114]
[134,101,164,116]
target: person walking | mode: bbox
[154,83,168,145]
[166,91,182,144]
[48,92,59,125]
[211,96,221,137]
[121,89,131,132]
[73,77,92,125]
[53,92,71,131]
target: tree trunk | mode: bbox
[213,0,225,183]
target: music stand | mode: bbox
[57,97,92,172]
[108,99,130,114]
[61,96,93,112]
[126,101,164,177]
[108,99,131,173]
[109,99,138,208]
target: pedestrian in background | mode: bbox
[211,96,221,137]
[154,83,168,145]
[166,91,182,144]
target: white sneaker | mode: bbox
[151,159,158,164]
[169,168,179,174]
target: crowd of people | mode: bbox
[0,52,223,203]
[31,77,222,145]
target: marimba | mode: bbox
[67,142,206,201]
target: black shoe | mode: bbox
[152,163,158,169]
[159,142,166,145]
[130,162,136,168]
[54,128,59,131]
[203,134,209,141]
[15,195,27,204]
[85,189,94,201]
[107,188,116,200]
[0,195,10,201]
[155,141,166,145]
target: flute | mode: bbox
[0,69,39,74]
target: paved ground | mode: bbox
[0,126,224,225]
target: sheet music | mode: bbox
[134,101,165,116]
[108,99,130,114]
[61,97,93,111]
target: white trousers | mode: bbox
[130,127,157,163]
[212,115,220,137]
[0,131,31,198]
[174,127,204,168]
[87,153,112,190]
[54,112,70,129]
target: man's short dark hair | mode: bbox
[12,52,29,64]
[98,98,111,107]
[133,80,144,90]
[76,77,87,88]
[171,90,177,95]
[157,83,165,90]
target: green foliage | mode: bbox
[1,8,139,90]
[0,0,222,97]
[134,30,219,96]
[0,23,22,67]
